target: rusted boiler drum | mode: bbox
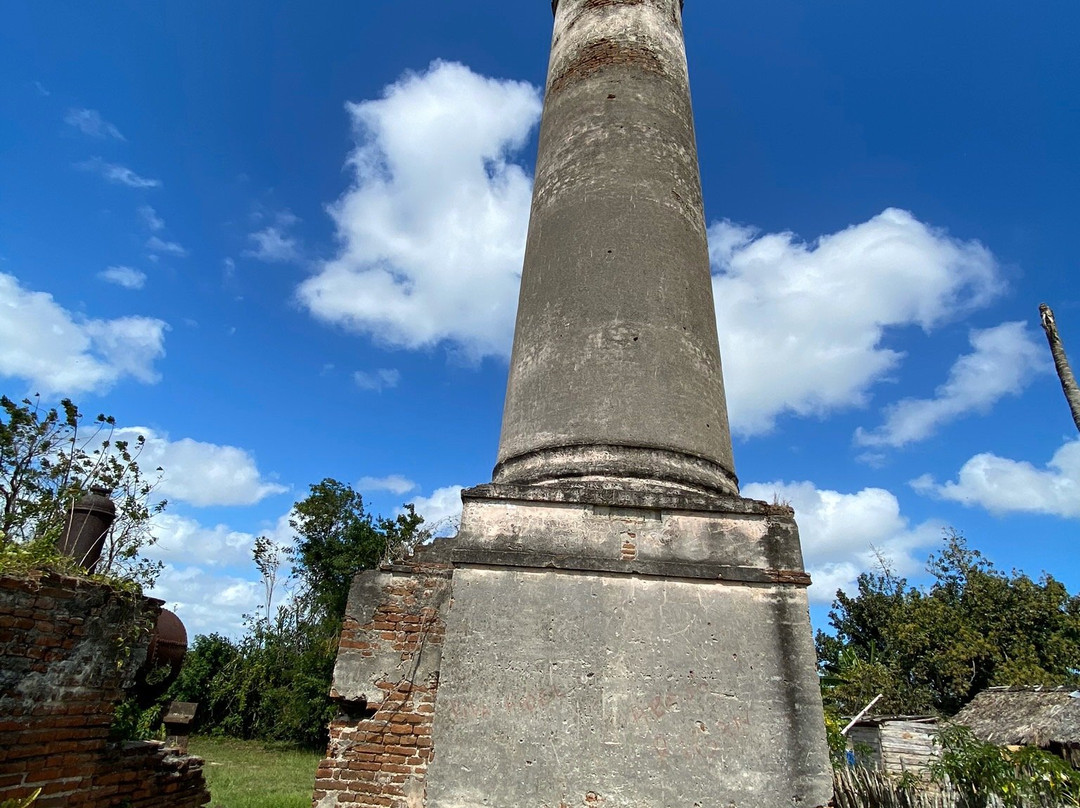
[133,608,188,706]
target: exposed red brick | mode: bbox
[0,572,210,808]
[316,566,448,808]
[550,37,667,96]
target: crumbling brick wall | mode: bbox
[313,560,451,808]
[0,571,210,808]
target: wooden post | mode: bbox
[842,693,884,736]
[162,701,198,754]
[1039,304,1080,433]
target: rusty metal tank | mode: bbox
[133,608,188,706]
[56,486,116,572]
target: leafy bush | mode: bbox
[930,724,1080,807]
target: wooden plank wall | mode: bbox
[848,721,938,775]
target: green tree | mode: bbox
[0,394,81,544]
[169,478,430,748]
[289,478,386,620]
[818,531,1080,717]
[289,478,428,620]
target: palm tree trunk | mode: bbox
[1039,303,1080,433]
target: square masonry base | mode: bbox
[324,483,833,808]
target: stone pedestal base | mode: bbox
[318,483,832,808]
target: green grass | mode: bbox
[188,736,322,808]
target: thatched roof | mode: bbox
[952,686,1080,747]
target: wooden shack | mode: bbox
[952,686,1080,768]
[846,716,939,774]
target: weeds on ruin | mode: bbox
[0,533,81,576]
[0,393,164,590]
[833,728,1080,808]
[0,789,41,808]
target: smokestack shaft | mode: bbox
[495,0,737,495]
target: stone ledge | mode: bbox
[463,481,790,518]
[457,482,807,573]
[492,442,739,499]
[450,547,811,586]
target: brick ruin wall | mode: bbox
[314,563,451,808]
[0,572,210,808]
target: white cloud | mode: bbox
[144,510,298,637]
[742,480,942,602]
[710,209,1003,436]
[245,228,299,262]
[294,62,1001,438]
[150,512,259,569]
[77,157,160,188]
[83,319,168,384]
[297,60,541,360]
[146,236,187,257]
[244,211,301,263]
[148,509,292,570]
[138,205,165,232]
[410,485,464,536]
[98,265,146,290]
[912,439,1080,519]
[354,368,400,391]
[148,564,262,638]
[65,108,125,140]
[358,474,417,495]
[0,272,166,395]
[856,322,1048,448]
[111,426,287,507]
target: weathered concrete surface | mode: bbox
[319,488,832,807]
[458,482,808,576]
[318,565,451,808]
[496,0,737,496]
[329,568,451,708]
[412,488,832,807]
[425,565,831,808]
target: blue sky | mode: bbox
[2,1,1077,637]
